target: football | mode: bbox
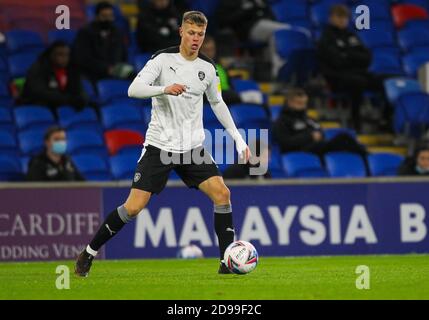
[224,240,258,274]
[177,244,204,259]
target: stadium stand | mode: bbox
[0,0,428,181]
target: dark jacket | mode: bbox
[216,0,275,40]
[27,152,84,182]
[317,25,372,80]
[273,106,322,153]
[136,2,180,53]
[22,52,87,110]
[398,157,429,176]
[73,21,127,82]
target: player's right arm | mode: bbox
[128,54,186,98]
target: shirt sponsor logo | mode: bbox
[198,71,205,81]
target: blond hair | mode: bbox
[182,11,208,26]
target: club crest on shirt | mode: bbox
[198,71,205,81]
[134,173,141,183]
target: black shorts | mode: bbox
[131,144,221,194]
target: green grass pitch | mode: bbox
[1,255,428,300]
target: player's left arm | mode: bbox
[206,70,251,162]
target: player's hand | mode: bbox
[164,83,186,96]
[236,137,251,163]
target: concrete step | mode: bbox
[268,95,285,106]
[368,146,408,156]
[357,134,395,147]
[320,121,341,129]
[259,83,273,94]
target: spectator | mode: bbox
[223,138,271,179]
[136,0,180,53]
[273,88,367,159]
[27,126,84,182]
[200,35,242,105]
[21,41,87,113]
[216,0,310,78]
[73,1,133,84]
[398,145,429,176]
[317,4,387,132]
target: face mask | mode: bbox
[52,141,67,155]
[415,165,429,174]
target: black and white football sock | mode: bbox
[87,205,134,257]
[214,204,235,263]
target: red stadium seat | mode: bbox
[392,4,429,29]
[104,129,144,156]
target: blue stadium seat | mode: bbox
[14,106,56,132]
[66,129,107,157]
[352,19,395,33]
[384,77,422,105]
[230,78,265,104]
[0,81,13,108]
[229,104,270,130]
[8,52,39,79]
[0,108,15,131]
[274,29,315,83]
[398,27,429,52]
[310,1,348,28]
[0,155,23,181]
[358,29,397,50]
[6,30,45,54]
[394,92,429,136]
[97,79,132,105]
[110,154,139,180]
[269,145,287,179]
[402,51,429,77]
[47,29,77,45]
[325,152,367,178]
[403,18,429,30]
[230,78,260,92]
[274,29,312,59]
[203,104,222,130]
[0,57,9,83]
[101,104,147,135]
[18,129,45,156]
[134,53,152,71]
[72,154,112,181]
[369,51,404,75]
[169,169,182,181]
[270,105,282,122]
[57,106,101,132]
[271,0,308,24]
[323,128,357,140]
[368,153,404,176]
[82,79,97,104]
[0,131,19,156]
[187,0,220,17]
[21,156,30,174]
[282,152,327,178]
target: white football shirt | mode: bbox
[133,46,222,153]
